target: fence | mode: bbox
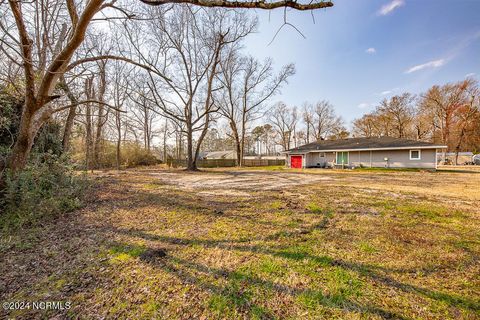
[167,158,285,168]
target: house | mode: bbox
[200,150,236,160]
[285,137,447,169]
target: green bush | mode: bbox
[0,152,87,231]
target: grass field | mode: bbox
[1,167,479,319]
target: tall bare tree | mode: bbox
[303,100,344,141]
[129,7,256,170]
[378,93,415,138]
[0,0,333,172]
[270,102,297,151]
[217,49,294,165]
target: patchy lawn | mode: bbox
[1,167,479,319]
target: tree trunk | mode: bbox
[115,110,122,170]
[306,124,310,144]
[62,105,77,151]
[8,108,37,172]
[60,77,78,152]
[454,127,467,166]
[116,137,121,170]
[239,111,247,167]
[186,126,197,171]
[229,120,241,166]
[93,105,104,168]
[193,116,210,170]
[85,104,93,171]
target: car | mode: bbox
[473,154,480,165]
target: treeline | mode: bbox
[0,4,299,172]
[0,0,331,226]
[176,78,480,162]
[352,79,480,155]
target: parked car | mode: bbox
[473,154,480,165]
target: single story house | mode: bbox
[199,150,236,160]
[285,137,447,169]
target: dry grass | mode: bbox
[1,166,479,319]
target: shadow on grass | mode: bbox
[132,247,409,320]
[113,228,480,317]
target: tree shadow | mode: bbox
[112,228,480,317]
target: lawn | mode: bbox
[1,167,479,319]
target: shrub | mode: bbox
[0,152,87,231]
[70,139,160,169]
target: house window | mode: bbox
[319,152,326,157]
[410,150,421,160]
[336,152,349,164]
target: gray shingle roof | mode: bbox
[287,137,445,152]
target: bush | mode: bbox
[124,145,160,167]
[0,152,87,231]
[70,140,160,169]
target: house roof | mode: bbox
[202,150,236,159]
[286,137,447,153]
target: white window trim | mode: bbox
[410,149,421,160]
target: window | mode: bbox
[319,152,326,157]
[410,150,421,160]
[336,152,349,164]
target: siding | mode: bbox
[301,149,437,169]
[304,152,334,167]
[349,149,436,169]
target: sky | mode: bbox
[242,0,480,126]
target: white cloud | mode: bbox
[366,47,376,54]
[378,0,405,16]
[405,59,445,74]
[381,90,392,95]
[465,73,476,78]
[358,103,371,109]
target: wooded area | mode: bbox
[0,0,332,176]
[0,0,479,218]
[352,80,480,161]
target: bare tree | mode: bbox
[0,0,333,172]
[129,7,256,170]
[420,80,471,151]
[110,62,131,170]
[302,102,314,143]
[378,93,415,138]
[217,48,294,165]
[128,78,158,152]
[307,100,344,141]
[270,102,297,151]
[452,80,479,164]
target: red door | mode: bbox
[291,155,303,168]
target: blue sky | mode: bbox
[243,0,480,125]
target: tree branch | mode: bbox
[66,55,172,82]
[53,100,126,114]
[140,0,333,10]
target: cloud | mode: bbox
[465,73,476,78]
[365,47,376,54]
[381,90,392,95]
[405,59,445,74]
[358,103,372,109]
[378,0,405,16]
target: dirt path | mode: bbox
[148,170,332,190]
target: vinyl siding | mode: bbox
[302,149,437,169]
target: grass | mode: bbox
[1,167,480,319]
